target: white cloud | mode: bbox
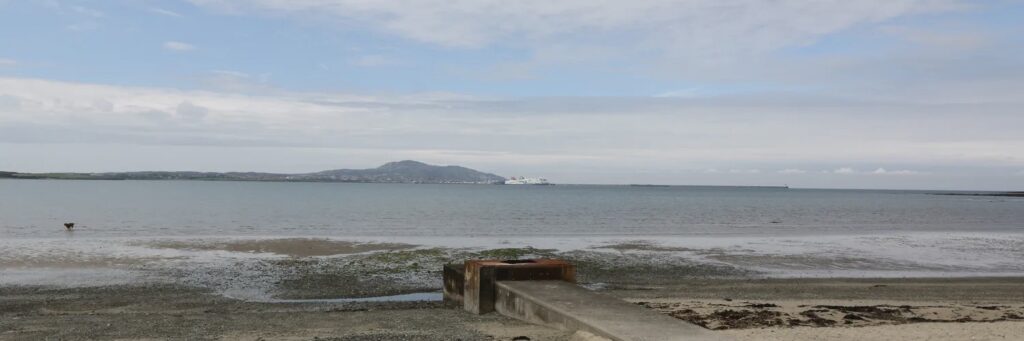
[150,8,183,17]
[880,25,990,50]
[872,167,922,175]
[163,41,196,52]
[828,167,924,175]
[0,59,15,67]
[1,76,1023,187]
[188,0,963,64]
[181,0,1024,108]
[176,101,209,121]
[833,167,856,174]
[778,169,807,174]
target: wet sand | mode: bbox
[3,240,1023,340]
[144,238,417,257]
[3,277,1023,340]
[0,284,569,341]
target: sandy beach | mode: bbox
[626,277,1024,340]
[3,276,1022,340]
[3,237,1023,340]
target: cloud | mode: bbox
[830,167,924,175]
[1,76,1023,188]
[180,0,1024,107]
[880,25,991,50]
[150,8,183,17]
[778,169,807,174]
[187,0,966,82]
[190,1,958,48]
[0,59,15,67]
[872,168,922,175]
[176,101,209,121]
[833,167,857,174]
[163,41,196,52]
[705,169,766,174]
[0,94,20,109]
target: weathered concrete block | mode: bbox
[461,259,575,314]
[442,263,465,307]
[495,281,728,341]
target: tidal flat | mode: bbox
[2,277,1023,340]
[3,239,1024,340]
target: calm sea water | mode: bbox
[2,180,1022,238]
[2,180,1024,284]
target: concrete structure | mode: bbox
[444,259,726,340]
[495,281,727,341]
[460,259,575,314]
[442,263,465,307]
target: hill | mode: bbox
[0,161,506,184]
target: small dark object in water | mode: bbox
[64,223,75,230]
[512,336,531,341]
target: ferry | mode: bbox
[504,176,551,185]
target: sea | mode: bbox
[2,180,1023,290]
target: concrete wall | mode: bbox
[494,281,728,341]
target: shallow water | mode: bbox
[2,180,1023,291]
[244,292,444,303]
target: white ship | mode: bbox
[504,176,551,185]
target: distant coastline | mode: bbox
[934,191,1024,198]
[0,160,506,185]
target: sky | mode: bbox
[1,0,1023,190]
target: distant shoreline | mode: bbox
[4,176,1019,193]
[0,160,507,185]
[0,173,496,185]
[933,191,1024,197]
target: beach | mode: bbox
[2,241,1023,340]
[2,182,1023,339]
[6,0,1024,338]
[2,277,1022,340]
